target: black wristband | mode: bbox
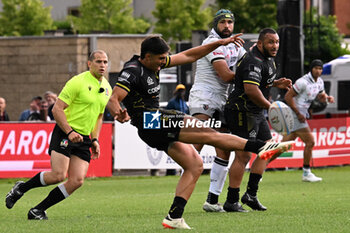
[91,138,99,144]
[67,129,74,137]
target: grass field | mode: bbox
[1,166,350,233]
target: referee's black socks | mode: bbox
[34,184,69,211]
[19,171,47,193]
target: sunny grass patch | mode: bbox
[0,166,349,232]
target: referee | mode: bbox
[5,50,112,220]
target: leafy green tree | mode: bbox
[0,0,53,36]
[216,0,277,33]
[153,0,212,42]
[304,8,350,65]
[69,0,150,34]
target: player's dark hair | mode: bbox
[140,36,170,59]
[258,28,277,41]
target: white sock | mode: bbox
[208,157,229,195]
[303,167,311,176]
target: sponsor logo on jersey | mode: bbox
[254,66,261,73]
[147,85,160,94]
[249,130,257,138]
[147,76,154,85]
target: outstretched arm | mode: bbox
[169,33,244,67]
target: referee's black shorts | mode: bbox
[224,108,272,142]
[49,124,92,163]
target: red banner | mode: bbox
[0,122,113,178]
[251,117,350,168]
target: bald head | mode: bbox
[0,97,6,113]
[89,50,108,61]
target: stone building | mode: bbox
[0,34,149,120]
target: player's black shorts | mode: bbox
[49,124,92,163]
[136,109,185,152]
[224,108,272,141]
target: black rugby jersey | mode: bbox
[116,55,171,126]
[226,46,277,113]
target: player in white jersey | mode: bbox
[188,9,246,212]
[277,59,334,182]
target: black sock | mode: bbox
[19,172,45,193]
[244,140,265,154]
[226,187,240,204]
[34,185,67,211]
[206,192,219,204]
[303,164,310,169]
[247,173,262,197]
[168,196,187,219]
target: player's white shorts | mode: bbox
[291,111,309,132]
[188,89,226,118]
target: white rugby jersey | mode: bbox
[191,29,246,95]
[293,72,324,116]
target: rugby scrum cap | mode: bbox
[310,59,323,70]
[214,9,235,31]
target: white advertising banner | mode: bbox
[114,121,236,169]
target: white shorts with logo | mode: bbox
[291,111,309,132]
[188,89,226,119]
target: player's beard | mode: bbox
[262,44,277,58]
[218,29,232,38]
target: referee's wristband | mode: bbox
[67,129,74,137]
[91,138,99,144]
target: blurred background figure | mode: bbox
[18,96,42,121]
[38,100,51,122]
[44,91,57,120]
[0,97,10,121]
[164,84,189,176]
[166,84,189,114]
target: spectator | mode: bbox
[18,96,42,121]
[164,84,189,175]
[44,91,57,120]
[39,100,51,122]
[166,84,189,114]
[0,97,10,121]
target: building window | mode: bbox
[68,7,80,17]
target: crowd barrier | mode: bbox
[114,117,350,169]
[0,122,113,178]
[1,118,350,178]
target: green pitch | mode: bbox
[1,166,349,233]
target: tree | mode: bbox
[153,0,212,43]
[304,8,350,66]
[69,0,150,34]
[216,0,277,33]
[0,0,53,36]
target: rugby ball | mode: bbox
[268,101,294,135]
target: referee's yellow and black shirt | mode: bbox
[226,46,277,114]
[58,71,112,135]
